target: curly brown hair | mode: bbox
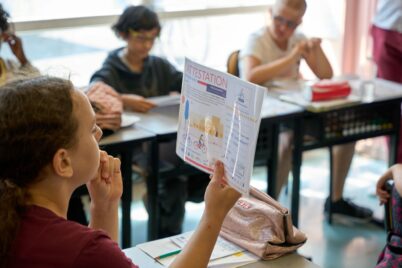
[0,76,78,267]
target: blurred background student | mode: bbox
[371,0,402,85]
[371,0,402,165]
[240,0,373,221]
[0,3,38,86]
[90,5,181,112]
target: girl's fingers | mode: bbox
[377,169,392,188]
[211,161,224,183]
[376,189,389,199]
[101,158,109,179]
[379,196,388,205]
[377,194,389,200]
[100,150,108,163]
[221,176,228,186]
[101,155,114,182]
[99,150,110,180]
[107,155,114,182]
[113,158,121,174]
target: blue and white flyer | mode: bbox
[176,58,265,195]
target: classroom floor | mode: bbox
[123,140,388,268]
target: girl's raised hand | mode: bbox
[3,33,28,65]
[204,161,241,221]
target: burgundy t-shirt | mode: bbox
[8,205,139,268]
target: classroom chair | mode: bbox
[227,50,240,77]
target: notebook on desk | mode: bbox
[136,231,259,267]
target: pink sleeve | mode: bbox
[74,231,139,268]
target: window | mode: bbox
[1,0,345,86]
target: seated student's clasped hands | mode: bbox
[289,38,321,59]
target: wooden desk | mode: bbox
[123,247,320,268]
[99,126,156,248]
[289,78,402,226]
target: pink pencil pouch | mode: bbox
[220,187,307,260]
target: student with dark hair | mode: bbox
[89,5,210,238]
[0,76,240,268]
[90,5,182,112]
[0,4,39,85]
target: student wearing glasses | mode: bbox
[240,0,373,220]
[90,5,182,112]
[0,4,39,86]
[88,5,210,238]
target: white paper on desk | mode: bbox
[170,231,244,261]
[266,79,305,94]
[260,96,303,118]
[137,238,180,259]
[208,251,259,268]
[157,250,258,268]
[121,113,140,127]
[148,94,180,107]
[155,254,176,267]
[176,58,265,195]
[137,232,255,267]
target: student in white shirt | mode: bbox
[240,0,373,220]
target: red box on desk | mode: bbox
[304,80,352,101]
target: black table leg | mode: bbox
[147,140,159,241]
[268,123,279,198]
[328,146,333,224]
[291,119,303,227]
[121,150,133,248]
